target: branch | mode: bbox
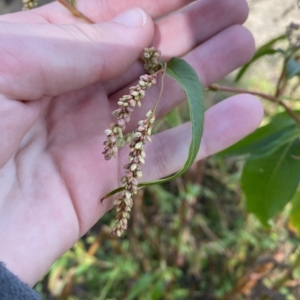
[275,57,288,98]
[208,84,300,127]
[57,0,94,24]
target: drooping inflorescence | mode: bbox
[102,47,164,236]
[22,0,37,10]
[286,22,300,48]
[111,110,155,237]
[102,74,157,160]
[143,47,163,74]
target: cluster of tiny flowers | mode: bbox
[22,0,37,10]
[111,110,155,237]
[117,132,135,148]
[144,47,162,74]
[286,22,300,48]
[102,74,157,160]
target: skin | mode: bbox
[0,0,263,286]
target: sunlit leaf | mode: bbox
[235,35,285,82]
[258,35,286,51]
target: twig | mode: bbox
[208,84,300,127]
[153,63,167,112]
[275,57,288,98]
[57,0,94,24]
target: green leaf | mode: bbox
[151,281,165,300]
[164,107,182,127]
[125,274,156,300]
[102,58,204,200]
[219,111,299,157]
[70,0,76,6]
[256,126,300,158]
[257,35,286,51]
[221,125,300,159]
[242,139,300,225]
[288,191,300,236]
[286,57,300,79]
[235,35,285,82]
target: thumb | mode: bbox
[0,8,154,100]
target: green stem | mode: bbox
[153,63,167,113]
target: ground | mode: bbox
[246,0,299,47]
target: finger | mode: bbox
[30,0,195,24]
[119,95,264,181]
[0,8,154,100]
[110,25,255,132]
[104,0,249,95]
[0,97,41,168]
[152,0,249,58]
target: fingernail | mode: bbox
[113,8,147,28]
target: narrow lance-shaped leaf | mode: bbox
[235,35,285,82]
[102,58,204,199]
[242,139,300,226]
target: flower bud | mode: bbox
[135,142,143,149]
[129,100,136,107]
[134,132,142,138]
[104,129,112,136]
[138,156,145,164]
[130,164,137,171]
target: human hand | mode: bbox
[0,0,263,286]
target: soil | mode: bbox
[245,0,300,47]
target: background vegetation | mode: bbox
[2,0,300,299]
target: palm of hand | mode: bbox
[0,0,262,286]
[1,67,124,277]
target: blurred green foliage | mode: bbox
[220,23,300,229]
[34,156,300,299]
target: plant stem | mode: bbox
[57,0,94,24]
[153,63,167,113]
[275,57,288,98]
[208,84,300,127]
